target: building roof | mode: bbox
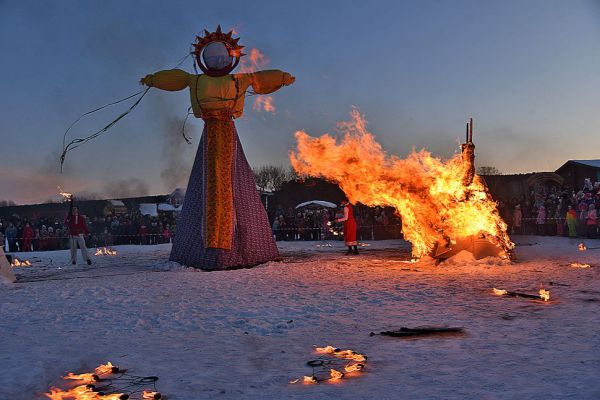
[557,160,600,171]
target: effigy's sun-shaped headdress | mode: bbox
[192,25,245,77]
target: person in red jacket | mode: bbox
[336,199,359,255]
[65,206,91,265]
[22,222,34,252]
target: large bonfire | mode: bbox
[290,108,513,259]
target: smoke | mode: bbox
[160,116,196,190]
[102,178,150,199]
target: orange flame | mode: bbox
[94,362,116,375]
[238,48,276,113]
[570,262,591,268]
[290,108,513,258]
[239,48,269,73]
[292,345,367,384]
[64,372,97,383]
[142,391,161,399]
[57,186,73,202]
[329,369,344,382]
[344,363,364,373]
[11,258,32,267]
[99,395,125,400]
[539,288,550,302]
[95,247,117,256]
[44,385,96,399]
[47,362,123,399]
[492,288,508,296]
[578,243,587,251]
[252,96,275,113]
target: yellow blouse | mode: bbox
[142,69,293,118]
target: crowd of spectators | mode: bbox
[499,178,600,238]
[0,212,177,253]
[4,179,599,253]
[271,204,402,241]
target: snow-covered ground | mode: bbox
[2,236,599,399]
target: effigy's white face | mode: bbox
[202,41,232,70]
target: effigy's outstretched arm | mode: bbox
[140,69,192,91]
[243,70,295,94]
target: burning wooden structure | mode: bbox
[290,110,514,261]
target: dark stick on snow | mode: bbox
[370,326,465,337]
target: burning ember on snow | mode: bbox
[570,262,591,269]
[290,345,367,384]
[64,371,98,384]
[45,362,126,400]
[95,247,117,256]
[492,287,551,302]
[539,288,551,302]
[239,48,276,113]
[45,361,161,399]
[11,258,32,267]
[290,109,513,259]
[578,243,587,251]
[94,362,119,375]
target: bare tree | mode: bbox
[477,166,502,175]
[253,165,296,192]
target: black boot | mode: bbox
[345,246,353,255]
[353,245,359,255]
[72,261,76,265]
[87,259,92,265]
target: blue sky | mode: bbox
[1,0,599,204]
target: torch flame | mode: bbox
[290,109,513,258]
[57,186,73,202]
[539,288,550,302]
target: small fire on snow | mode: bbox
[492,287,550,302]
[290,345,367,384]
[570,262,591,269]
[578,243,587,251]
[45,362,125,400]
[142,391,162,399]
[95,247,117,256]
[11,258,32,267]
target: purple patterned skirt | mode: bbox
[169,120,279,270]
